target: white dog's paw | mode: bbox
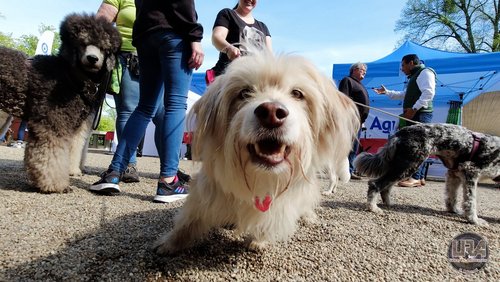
[301,211,318,225]
[245,238,268,252]
[152,238,177,256]
[367,203,384,214]
[322,190,333,196]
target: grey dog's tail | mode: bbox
[353,137,398,177]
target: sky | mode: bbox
[0,0,407,75]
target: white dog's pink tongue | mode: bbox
[254,195,272,212]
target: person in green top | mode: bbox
[91,0,201,202]
[97,0,192,187]
[373,54,436,187]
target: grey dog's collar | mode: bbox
[469,132,482,161]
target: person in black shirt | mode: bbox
[338,62,369,180]
[91,0,204,203]
[210,0,272,78]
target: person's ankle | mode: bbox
[160,175,176,184]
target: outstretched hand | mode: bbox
[373,85,387,94]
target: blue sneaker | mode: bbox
[90,170,121,194]
[153,176,189,203]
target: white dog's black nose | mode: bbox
[254,102,289,128]
[86,54,99,65]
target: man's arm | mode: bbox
[373,85,406,100]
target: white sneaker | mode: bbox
[8,141,24,148]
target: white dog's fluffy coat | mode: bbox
[153,51,359,254]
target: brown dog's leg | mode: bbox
[25,132,72,193]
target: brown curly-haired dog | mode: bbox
[0,13,121,193]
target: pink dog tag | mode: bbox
[254,195,272,212]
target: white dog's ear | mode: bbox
[317,76,360,165]
[189,77,226,160]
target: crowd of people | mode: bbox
[339,54,436,187]
[2,0,437,201]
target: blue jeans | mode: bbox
[410,111,433,180]
[113,53,163,165]
[17,120,28,141]
[110,30,192,177]
[348,129,361,174]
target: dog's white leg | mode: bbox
[25,131,72,193]
[445,170,462,214]
[301,209,318,224]
[153,179,219,255]
[462,176,488,226]
[323,158,350,195]
[153,206,211,255]
[69,116,92,176]
[245,236,269,252]
[367,181,383,214]
[323,166,337,195]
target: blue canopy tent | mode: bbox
[332,41,500,140]
[190,72,207,95]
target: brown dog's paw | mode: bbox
[39,186,73,194]
[69,169,83,177]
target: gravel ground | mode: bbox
[0,144,499,281]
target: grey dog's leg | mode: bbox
[462,175,488,226]
[367,181,383,213]
[372,174,401,211]
[380,186,394,206]
[445,170,462,214]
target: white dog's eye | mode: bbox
[291,89,304,99]
[238,88,253,100]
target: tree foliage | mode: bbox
[0,23,61,56]
[97,115,115,132]
[395,0,500,52]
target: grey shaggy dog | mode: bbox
[0,13,121,193]
[354,123,500,226]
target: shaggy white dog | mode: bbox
[154,50,359,254]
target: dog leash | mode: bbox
[91,70,113,130]
[352,101,422,125]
